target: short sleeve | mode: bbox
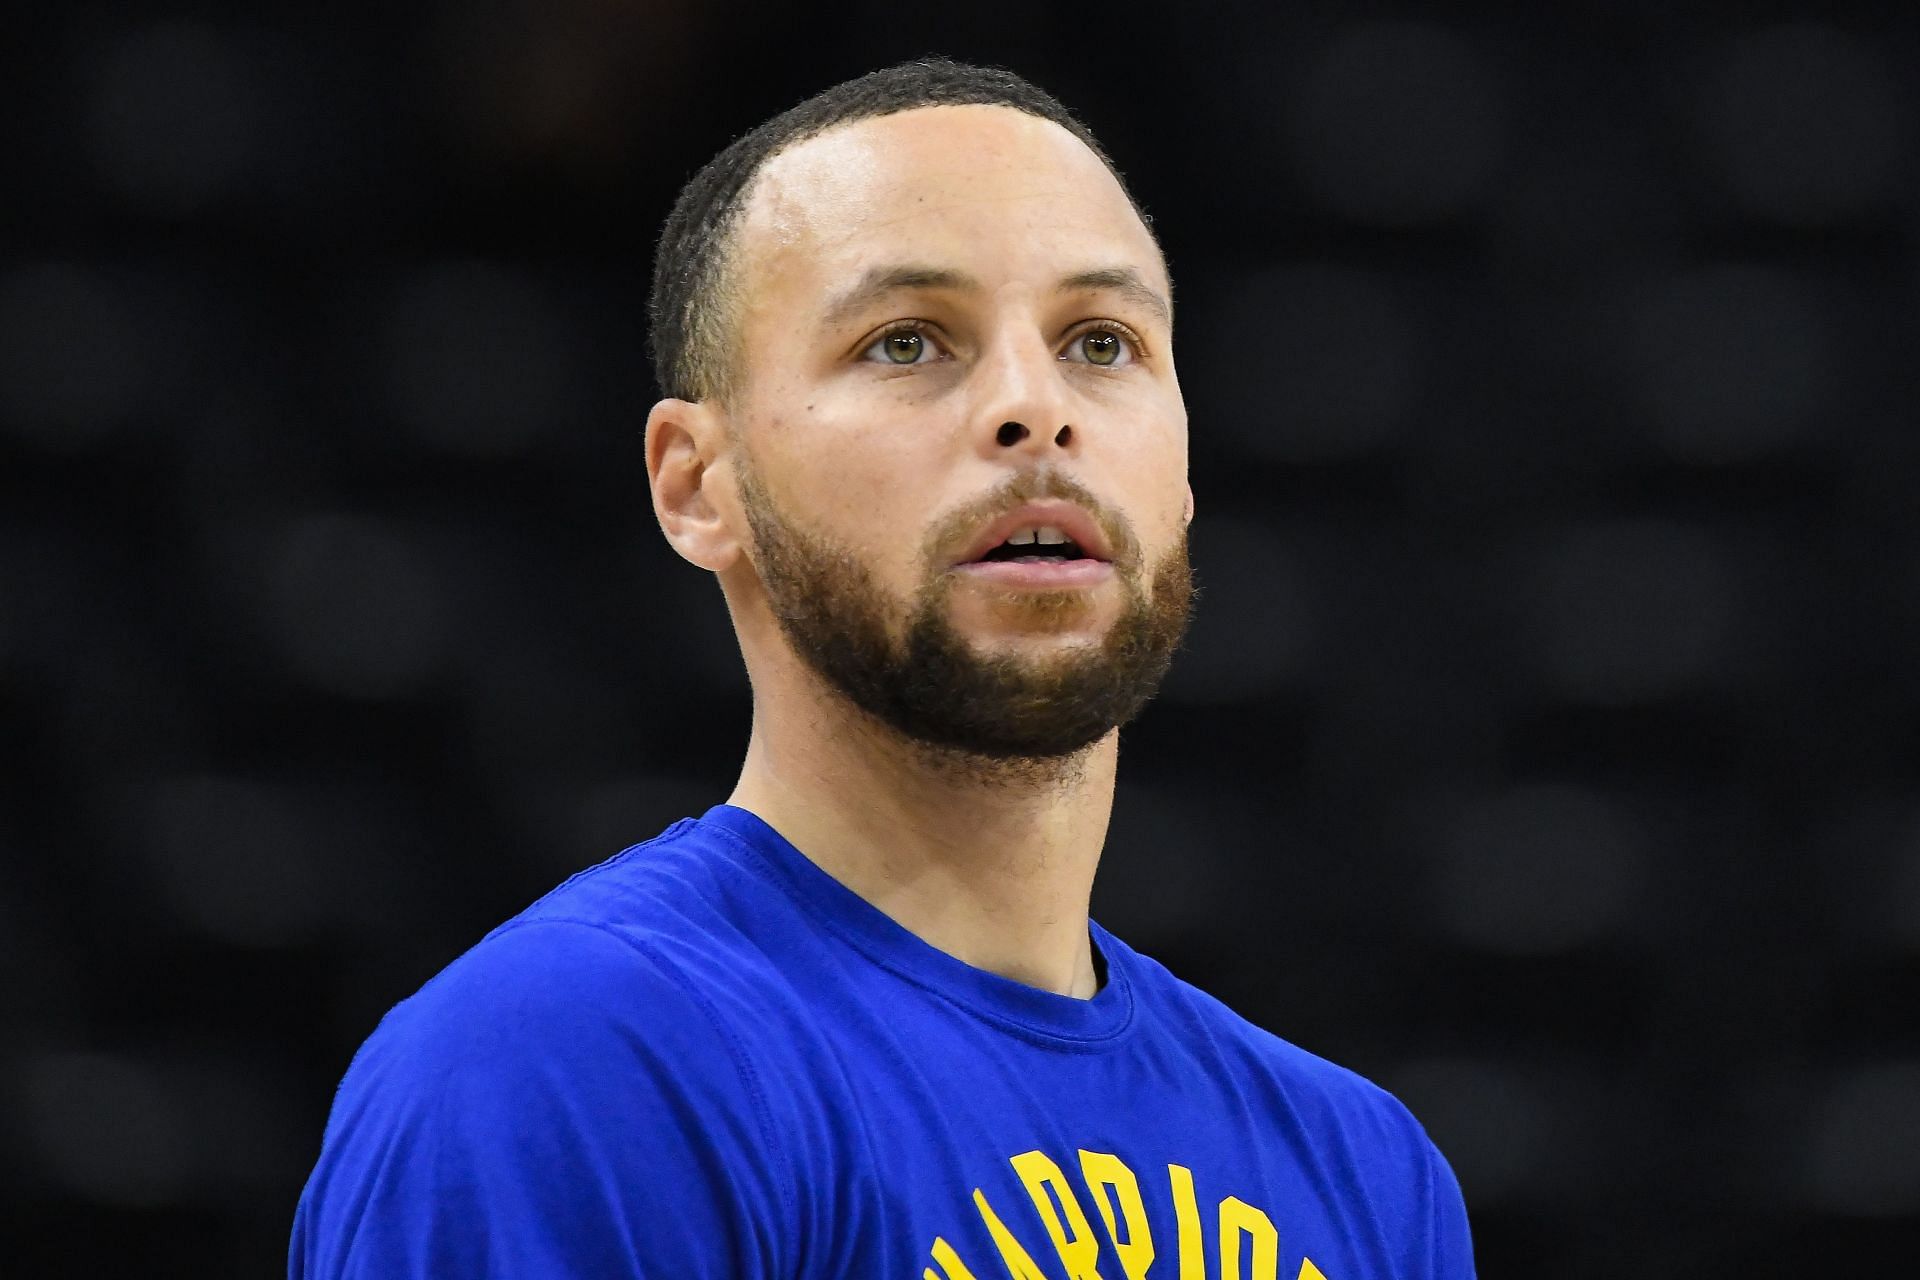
[290,920,792,1279]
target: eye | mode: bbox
[1061,324,1140,368]
[859,323,945,366]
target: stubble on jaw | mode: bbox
[734,457,1193,791]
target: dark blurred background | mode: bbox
[4,0,1918,1274]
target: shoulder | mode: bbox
[347,917,750,1099]
[507,815,740,941]
[1112,935,1476,1275]
[294,818,827,1276]
[447,816,802,1046]
[296,920,798,1277]
[323,916,787,1177]
[1115,933,1445,1161]
[335,812,822,1130]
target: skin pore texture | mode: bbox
[645,104,1193,999]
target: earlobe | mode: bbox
[645,397,742,573]
[1183,484,1195,526]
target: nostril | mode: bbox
[1054,425,1072,446]
[996,421,1028,447]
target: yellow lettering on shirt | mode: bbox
[1167,1163,1207,1280]
[973,1187,1052,1280]
[929,1150,1340,1280]
[1077,1150,1154,1280]
[1220,1195,1279,1280]
[1010,1150,1106,1279]
[924,1237,981,1280]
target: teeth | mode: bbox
[997,525,1075,551]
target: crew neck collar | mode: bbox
[696,803,1136,1049]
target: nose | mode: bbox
[972,326,1075,459]
[995,420,1073,448]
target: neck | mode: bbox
[727,680,1116,1000]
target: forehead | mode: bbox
[732,104,1167,308]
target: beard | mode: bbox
[736,457,1192,772]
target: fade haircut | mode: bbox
[647,57,1154,404]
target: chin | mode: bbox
[963,628,1117,665]
[949,592,1117,641]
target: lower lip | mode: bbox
[954,558,1114,589]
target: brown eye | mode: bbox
[1080,331,1121,366]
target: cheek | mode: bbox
[759,419,938,570]
[1121,420,1190,544]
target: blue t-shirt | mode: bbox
[292,804,1474,1279]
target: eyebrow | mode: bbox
[1057,266,1172,328]
[821,265,979,330]
[819,263,1172,331]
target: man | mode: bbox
[292,59,1475,1279]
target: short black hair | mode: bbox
[646,57,1152,403]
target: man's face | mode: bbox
[723,104,1192,761]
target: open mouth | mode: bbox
[950,501,1117,589]
[957,517,1114,589]
[975,526,1092,564]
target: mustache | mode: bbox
[923,467,1143,574]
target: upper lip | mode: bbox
[956,501,1114,565]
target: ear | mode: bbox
[1183,483,1195,527]
[645,397,742,573]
